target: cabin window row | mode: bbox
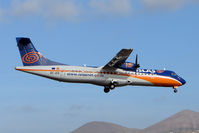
[66,70,155,76]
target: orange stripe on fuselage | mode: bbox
[16,68,181,87]
[15,68,67,72]
[132,75,182,87]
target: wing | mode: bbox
[103,49,133,69]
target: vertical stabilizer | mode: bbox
[16,37,64,66]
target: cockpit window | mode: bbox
[171,73,177,76]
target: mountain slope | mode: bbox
[71,110,199,133]
[71,121,141,133]
[143,110,199,133]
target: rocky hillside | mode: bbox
[71,121,141,133]
[71,110,199,133]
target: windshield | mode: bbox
[171,72,177,76]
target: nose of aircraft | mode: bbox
[180,78,186,85]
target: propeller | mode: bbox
[135,54,140,69]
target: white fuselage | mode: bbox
[16,65,157,87]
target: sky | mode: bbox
[0,0,199,133]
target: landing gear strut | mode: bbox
[173,86,178,93]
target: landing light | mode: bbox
[173,86,178,89]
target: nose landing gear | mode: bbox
[173,86,178,93]
[174,89,178,93]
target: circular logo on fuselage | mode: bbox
[126,63,134,68]
[22,52,40,64]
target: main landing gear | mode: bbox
[104,84,115,93]
[173,86,178,93]
[104,86,110,93]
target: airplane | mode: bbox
[15,37,186,93]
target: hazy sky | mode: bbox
[0,0,199,133]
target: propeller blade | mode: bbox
[135,54,138,65]
[135,54,140,69]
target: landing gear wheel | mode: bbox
[104,87,110,93]
[174,89,178,93]
[109,84,115,90]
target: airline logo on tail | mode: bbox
[22,52,41,64]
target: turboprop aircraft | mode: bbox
[15,37,186,93]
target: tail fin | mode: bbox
[16,37,64,66]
